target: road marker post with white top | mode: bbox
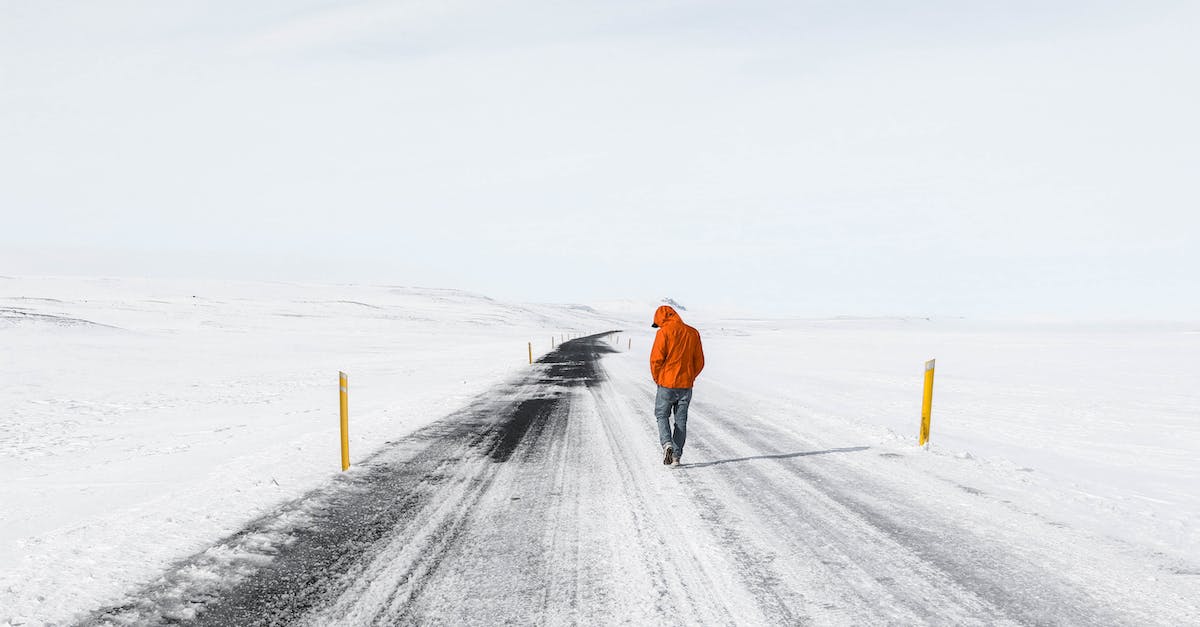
[919,359,935,448]
[339,371,350,471]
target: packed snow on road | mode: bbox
[1,277,1197,625]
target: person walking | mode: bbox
[649,305,704,466]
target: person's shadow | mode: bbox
[682,446,870,469]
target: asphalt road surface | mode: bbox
[84,334,1196,625]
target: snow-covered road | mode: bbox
[84,334,1196,625]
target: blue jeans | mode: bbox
[655,386,692,458]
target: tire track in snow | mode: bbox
[690,382,1132,626]
[608,375,952,624]
[81,333,1155,625]
[352,340,760,624]
[601,355,1141,625]
[82,336,614,626]
[580,377,762,624]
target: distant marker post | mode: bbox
[528,341,533,365]
[919,359,935,448]
[339,371,350,471]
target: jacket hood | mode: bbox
[652,305,682,328]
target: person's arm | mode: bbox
[650,330,667,384]
[693,333,705,376]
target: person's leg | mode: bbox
[671,388,692,459]
[654,386,674,451]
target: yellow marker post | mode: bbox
[528,341,533,364]
[339,371,350,471]
[919,359,935,448]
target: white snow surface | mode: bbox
[2,277,1198,624]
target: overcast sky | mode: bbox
[2,1,1197,319]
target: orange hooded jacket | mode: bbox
[650,305,705,389]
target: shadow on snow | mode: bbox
[681,446,871,470]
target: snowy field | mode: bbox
[2,277,1198,624]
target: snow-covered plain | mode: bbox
[2,277,1198,624]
